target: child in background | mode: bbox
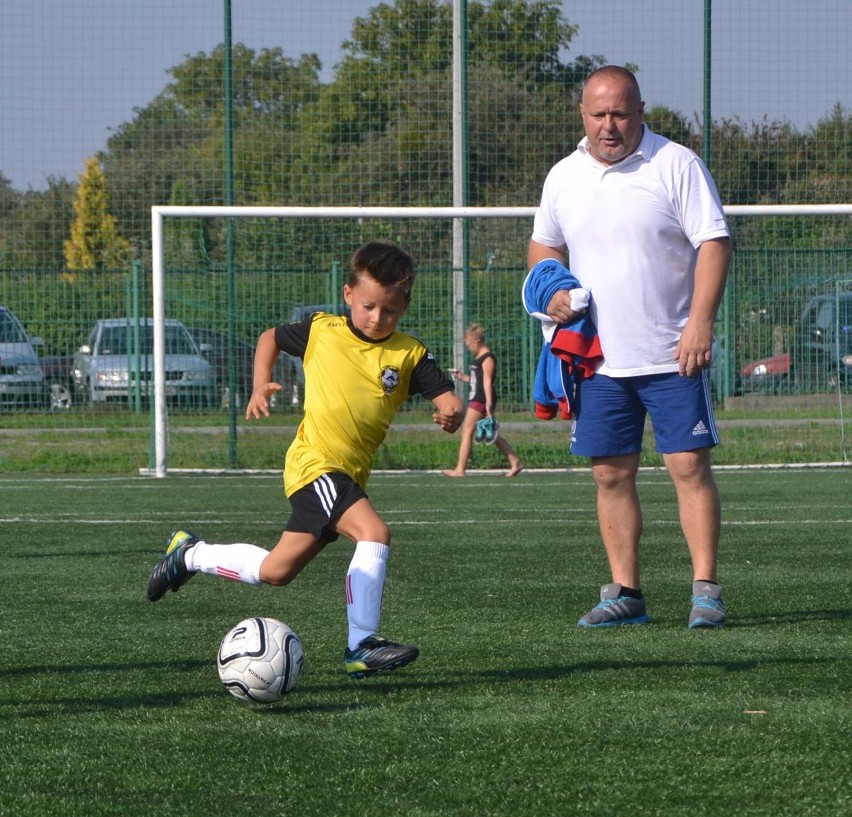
[443,322,524,478]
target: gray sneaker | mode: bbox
[688,581,726,629]
[577,583,650,628]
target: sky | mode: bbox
[1,0,849,191]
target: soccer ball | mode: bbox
[217,617,305,702]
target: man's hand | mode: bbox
[546,290,580,325]
[673,321,714,377]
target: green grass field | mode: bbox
[2,469,850,816]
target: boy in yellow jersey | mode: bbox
[147,240,463,679]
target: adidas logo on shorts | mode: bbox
[692,420,710,436]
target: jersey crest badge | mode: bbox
[380,366,401,395]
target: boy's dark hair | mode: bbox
[349,240,416,303]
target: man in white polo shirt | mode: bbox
[527,65,732,629]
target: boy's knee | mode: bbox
[370,524,392,546]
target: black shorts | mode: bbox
[284,472,368,545]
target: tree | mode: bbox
[64,157,131,271]
[100,45,323,262]
[0,177,73,271]
[0,171,20,218]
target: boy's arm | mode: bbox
[410,347,462,431]
[246,316,312,420]
[246,328,282,420]
[431,390,463,433]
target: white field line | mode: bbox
[3,463,849,489]
[0,514,849,527]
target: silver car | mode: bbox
[72,318,217,407]
[0,305,46,408]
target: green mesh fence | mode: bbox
[1,1,850,473]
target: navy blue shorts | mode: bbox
[571,371,719,458]
[285,472,368,545]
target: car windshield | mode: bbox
[0,311,28,343]
[97,325,197,356]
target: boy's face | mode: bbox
[344,272,409,340]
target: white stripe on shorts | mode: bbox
[313,474,337,517]
[700,370,720,443]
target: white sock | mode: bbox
[186,541,266,586]
[345,541,389,650]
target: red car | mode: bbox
[740,352,790,392]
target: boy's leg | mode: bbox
[189,530,324,586]
[334,498,419,678]
[334,498,392,649]
[146,529,293,601]
[188,539,267,584]
[258,531,326,586]
[344,539,389,649]
[150,472,358,600]
[147,516,325,602]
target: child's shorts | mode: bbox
[571,371,719,457]
[285,472,367,545]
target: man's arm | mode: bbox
[526,240,579,324]
[675,237,733,377]
[527,239,566,270]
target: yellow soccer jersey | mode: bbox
[274,313,452,496]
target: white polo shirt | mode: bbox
[532,126,729,376]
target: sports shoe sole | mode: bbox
[688,616,725,630]
[345,649,419,680]
[578,613,650,628]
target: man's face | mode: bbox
[579,75,645,165]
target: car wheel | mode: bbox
[794,350,828,393]
[48,382,73,410]
[220,386,243,409]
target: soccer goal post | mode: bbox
[150,203,852,478]
[150,205,534,478]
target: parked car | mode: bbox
[72,318,217,407]
[793,292,852,390]
[189,327,298,410]
[740,352,791,393]
[0,305,47,408]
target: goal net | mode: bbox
[148,204,852,477]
